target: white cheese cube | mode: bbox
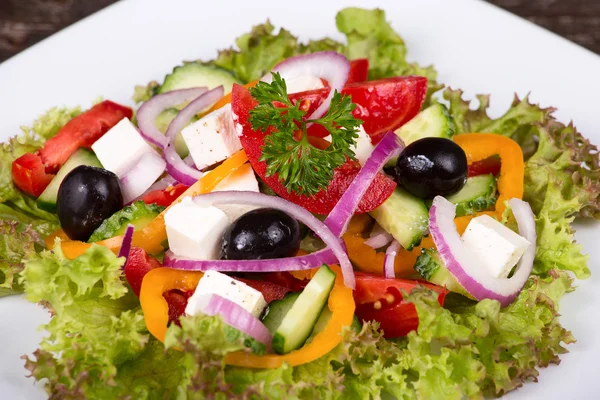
[185,270,267,318]
[91,118,158,178]
[352,126,375,165]
[285,75,325,94]
[181,104,242,170]
[214,163,260,222]
[164,197,229,260]
[461,215,531,279]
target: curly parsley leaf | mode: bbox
[248,73,360,196]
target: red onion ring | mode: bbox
[118,224,135,265]
[137,87,208,149]
[164,247,337,272]
[120,152,166,204]
[324,131,403,237]
[198,293,272,351]
[365,224,394,249]
[383,240,400,279]
[163,191,355,289]
[263,51,350,120]
[429,196,535,307]
[163,86,224,185]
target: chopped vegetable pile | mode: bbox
[0,7,597,400]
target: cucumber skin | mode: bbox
[37,149,102,213]
[426,175,497,217]
[271,266,336,354]
[414,249,473,299]
[155,62,241,95]
[370,187,429,250]
[261,292,300,334]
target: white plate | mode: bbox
[1,0,598,398]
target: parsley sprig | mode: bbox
[248,72,361,196]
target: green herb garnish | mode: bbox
[248,72,361,196]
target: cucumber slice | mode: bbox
[387,103,456,168]
[272,266,336,354]
[370,187,428,250]
[37,149,101,212]
[154,107,196,158]
[414,249,472,299]
[261,292,300,334]
[444,174,497,217]
[88,201,164,243]
[305,306,332,344]
[156,63,242,95]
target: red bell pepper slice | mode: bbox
[236,278,292,304]
[353,273,447,338]
[12,100,132,197]
[231,84,396,215]
[468,155,501,177]
[123,247,163,297]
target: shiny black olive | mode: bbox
[222,208,301,260]
[394,137,467,198]
[57,165,123,241]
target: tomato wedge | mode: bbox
[141,183,190,207]
[231,84,396,215]
[11,153,55,197]
[468,155,501,177]
[354,273,447,338]
[346,58,369,84]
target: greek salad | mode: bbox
[1,7,598,400]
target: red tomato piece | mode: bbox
[236,278,292,303]
[259,272,309,293]
[346,59,369,84]
[353,273,447,338]
[11,153,55,197]
[163,289,190,325]
[231,84,396,215]
[38,100,133,173]
[142,183,190,207]
[343,76,427,143]
[468,155,501,177]
[123,247,163,297]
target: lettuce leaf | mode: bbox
[21,243,151,397]
[0,220,42,296]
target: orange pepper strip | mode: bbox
[139,268,204,342]
[342,233,419,277]
[225,265,355,368]
[454,133,524,217]
[52,150,249,259]
[202,80,259,116]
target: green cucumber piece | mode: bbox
[414,249,472,299]
[154,107,196,158]
[272,265,336,354]
[370,187,429,250]
[156,62,242,95]
[444,174,497,217]
[386,103,456,168]
[37,149,101,213]
[261,292,300,334]
[88,201,164,243]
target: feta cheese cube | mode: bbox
[352,126,375,165]
[181,104,242,170]
[164,197,229,260]
[185,270,267,318]
[461,215,531,279]
[91,118,159,178]
[285,75,325,94]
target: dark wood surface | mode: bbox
[0,0,599,63]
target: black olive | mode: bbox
[394,137,467,198]
[222,208,301,260]
[57,165,123,241]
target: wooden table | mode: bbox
[1,0,599,63]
